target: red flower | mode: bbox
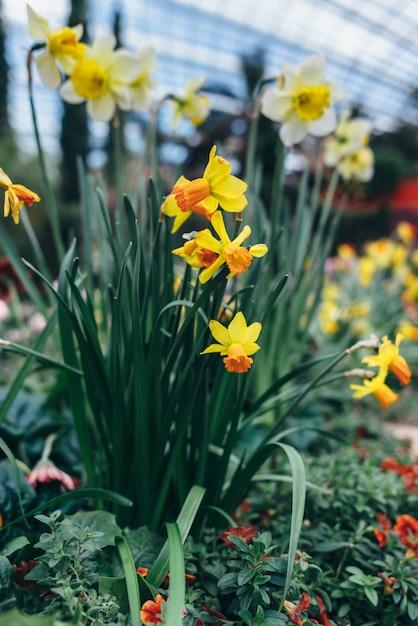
[140,594,165,624]
[26,460,81,493]
[136,567,149,577]
[378,572,397,595]
[373,512,392,547]
[283,593,310,625]
[314,595,333,626]
[219,526,258,547]
[381,457,418,494]
[13,560,40,589]
[201,604,229,622]
[393,514,418,558]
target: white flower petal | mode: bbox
[299,53,327,85]
[111,51,141,83]
[138,46,157,72]
[111,84,131,110]
[88,94,115,122]
[328,81,348,104]
[280,113,308,146]
[72,23,84,40]
[309,107,337,136]
[27,4,49,42]
[60,80,85,104]
[36,51,62,89]
[91,33,116,67]
[186,76,205,95]
[261,88,293,122]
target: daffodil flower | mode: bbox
[0,168,40,224]
[362,334,412,386]
[261,53,347,147]
[201,311,262,373]
[129,46,157,113]
[350,368,399,409]
[171,236,218,269]
[323,110,372,164]
[194,210,268,283]
[60,33,140,122]
[161,146,248,233]
[170,76,210,127]
[27,3,86,89]
[336,146,374,182]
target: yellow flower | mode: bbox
[194,211,268,284]
[261,53,347,146]
[324,110,372,163]
[364,238,394,269]
[337,145,374,182]
[396,222,416,246]
[201,311,262,373]
[162,146,248,233]
[358,256,376,288]
[0,168,40,224]
[171,76,210,127]
[350,368,399,409]
[27,4,86,89]
[397,320,418,341]
[171,236,218,269]
[60,34,140,122]
[362,334,412,386]
[129,46,157,113]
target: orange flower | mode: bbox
[393,514,418,558]
[219,525,258,547]
[381,458,418,494]
[350,368,399,409]
[283,593,310,625]
[136,567,149,577]
[26,460,81,493]
[140,594,165,624]
[373,512,392,548]
[362,334,412,386]
[0,168,40,224]
[378,572,397,595]
[314,595,333,626]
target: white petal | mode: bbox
[110,51,141,83]
[88,94,115,122]
[111,84,131,110]
[138,46,157,72]
[27,4,49,42]
[130,86,152,112]
[328,81,348,104]
[60,80,85,104]
[72,23,84,40]
[280,113,308,146]
[91,33,116,67]
[299,53,327,85]
[309,107,337,136]
[36,51,62,89]
[186,76,205,95]
[261,88,293,122]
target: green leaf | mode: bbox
[0,536,30,557]
[165,523,185,626]
[98,576,129,614]
[116,536,141,626]
[0,555,14,596]
[364,586,379,607]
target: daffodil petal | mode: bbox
[261,90,293,122]
[280,113,309,147]
[299,53,327,85]
[36,51,62,89]
[227,311,247,342]
[60,79,85,104]
[200,343,225,355]
[249,244,268,257]
[208,320,231,346]
[87,94,115,122]
[242,322,262,345]
[27,4,50,42]
[309,107,337,136]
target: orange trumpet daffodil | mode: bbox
[350,367,399,409]
[0,168,40,224]
[362,333,412,386]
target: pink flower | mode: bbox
[26,460,81,493]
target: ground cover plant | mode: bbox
[0,5,417,625]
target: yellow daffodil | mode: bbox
[362,334,412,386]
[261,53,347,147]
[171,76,210,127]
[201,311,262,373]
[350,368,399,409]
[129,46,157,113]
[397,320,418,341]
[364,238,394,269]
[171,235,218,269]
[161,146,248,233]
[60,34,140,122]
[0,168,40,224]
[194,210,268,284]
[396,222,417,246]
[27,3,86,89]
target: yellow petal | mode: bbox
[227,312,247,342]
[208,320,230,347]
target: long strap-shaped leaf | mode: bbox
[116,535,141,626]
[165,523,186,626]
[148,485,205,587]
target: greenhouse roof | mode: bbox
[3,0,418,151]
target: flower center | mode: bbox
[196,247,218,268]
[71,59,108,100]
[48,28,85,58]
[293,85,331,121]
[223,344,253,373]
[222,245,252,274]
[173,178,211,211]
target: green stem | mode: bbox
[27,50,65,262]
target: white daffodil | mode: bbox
[261,53,347,147]
[129,46,157,113]
[27,3,86,89]
[337,145,375,182]
[323,110,374,181]
[60,33,140,122]
[323,110,372,165]
[171,76,210,127]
